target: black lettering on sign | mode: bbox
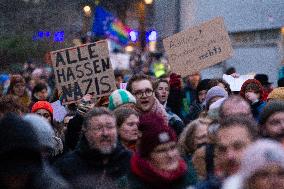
[61,84,73,100]
[92,59,101,74]
[73,82,83,100]
[88,43,98,59]
[102,58,110,71]
[94,77,100,95]
[82,78,93,95]
[55,52,66,67]
[66,49,77,64]
[66,67,76,81]
[56,69,66,83]
[84,62,93,76]
[199,46,222,60]
[77,47,88,61]
[100,75,111,94]
[75,65,84,79]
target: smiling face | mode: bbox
[131,80,155,112]
[155,81,169,105]
[13,83,26,97]
[84,115,117,154]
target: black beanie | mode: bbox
[259,101,284,125]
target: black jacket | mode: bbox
[54,136,131,189]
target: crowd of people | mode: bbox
[1,56,284,189]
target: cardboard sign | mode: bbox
[163,17,233,77]
[223,74,254,91]
[50,40,116,104]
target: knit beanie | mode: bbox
[259,100,284,125]
[108,89,136,110]
[240,79,264,100]
[267,87,284,101]
[23,114,55,152]
[31,101,53,115]
[138,115,176,158]
[240,139,284,181]
[205,86,228,107]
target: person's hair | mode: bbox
[153,78,169,91]
[126,73,153,93]
[219,95,250,118]
[0,95,28,116]
[208,78,232,95]
[225,67,236,75]
[278,78,284,87]
[245,83,261,94]
[218,116,258,140]
[7,74,26,95]
[178,118,212,155]
[32,82,47,95]
[83,107,115,129]
[113,108,139,128]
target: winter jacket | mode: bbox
[166,106,185,136]
[54,136,131,189]
[64,113,84,150]
[186,101,204,124]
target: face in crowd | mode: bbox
[13,82,26,97]
[155,81,169,105]
[131,79,155,112]
[119,114,139,142]
[263,111,284,141]
[84,114,117,154]
[216,123,253,177]
[198,90,207,104]
[35,109,52,123]
[149,141,180,171]
[35,88,48,101]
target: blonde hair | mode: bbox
[178,118,212,156]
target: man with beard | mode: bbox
[259,100,284,143]
[54,107,131,189]
[194,116,258,189]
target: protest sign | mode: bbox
[119,83,127,90]
[50,40,116,104]
[223,74,255,91]
[163,17,233,77]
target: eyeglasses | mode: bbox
[133,89,153,98]
[36,112,51,119]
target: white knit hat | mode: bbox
[240,139,284,180]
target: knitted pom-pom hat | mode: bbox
[108,89,136,110]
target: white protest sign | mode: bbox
[223,74,255,91]
[119,83,127,90]
[50,40,116,104]
[163,17,233,77]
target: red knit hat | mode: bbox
[31,101,53,115]
[138,115,176,158]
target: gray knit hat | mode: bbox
[205,86,228,107]
[259,100,284,125]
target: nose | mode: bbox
[226,148,236,160]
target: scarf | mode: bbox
[130,154,187,187]
[136,98,169,125]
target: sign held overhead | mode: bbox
[50,40,116,104]
[163,17,233,77]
